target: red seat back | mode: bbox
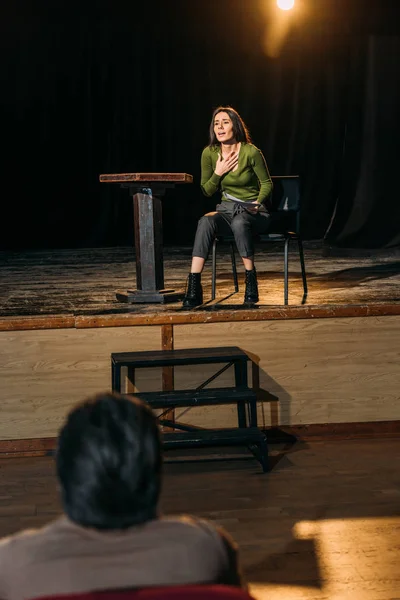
[36,585,255,600]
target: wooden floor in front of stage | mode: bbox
[1,242,399,318]
[1,438,400,599]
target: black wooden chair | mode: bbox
[211,175,308,305]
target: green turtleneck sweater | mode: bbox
[200,143,273,206]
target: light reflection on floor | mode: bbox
[249,516,400,600]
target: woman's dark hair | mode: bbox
[56,392,162,530]
[208,106,252,147]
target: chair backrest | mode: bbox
[270,176,300,212]
[34,585,256,600]
[268,175,301,235]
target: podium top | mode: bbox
[99,172,193,184]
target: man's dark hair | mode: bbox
[56,392,162,530]
[208,105,252,147]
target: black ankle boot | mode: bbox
[244,268,259,303]
[182,273,203,308]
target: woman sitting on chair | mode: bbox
[183,106,273,308]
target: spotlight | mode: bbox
[277,0,294,9]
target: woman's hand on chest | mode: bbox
[214,151,239,176]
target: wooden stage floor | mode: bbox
[1,242,399,328]
[1,437,400,600]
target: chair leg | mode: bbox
[284,238,290,305]
[211,238,217,300]
[230,242,239,292]
[297,238,308,296]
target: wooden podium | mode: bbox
[99,172,193,303]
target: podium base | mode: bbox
[116,289,184,304]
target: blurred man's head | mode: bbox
[56,392,162,530]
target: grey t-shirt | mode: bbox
[0,515,242,600]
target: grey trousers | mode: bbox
[192,202,271,259]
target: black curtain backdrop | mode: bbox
[325,35,400,248]
[2,0,400,250]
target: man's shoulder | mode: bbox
[0,518,62,578]
[162,515,236,551]
[156,515,234,561]
[0,517,66,555]
[158,515,223,540]
[156,516,240,584]
[159,514,216,529]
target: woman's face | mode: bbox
[214,112,235,143]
